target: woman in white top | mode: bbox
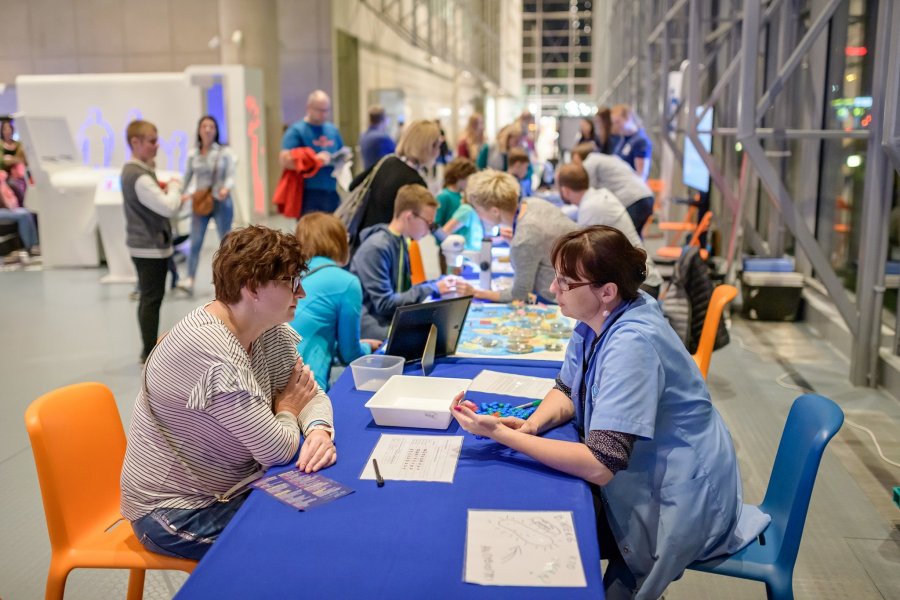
[180,115,237,294]
[121,225,336,560]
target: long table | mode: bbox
[175,357,602,599]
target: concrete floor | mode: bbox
[1,227,898,599]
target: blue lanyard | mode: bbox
[511,203,522,236]
[578,300,632,423]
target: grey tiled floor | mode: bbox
[1,232,898,599]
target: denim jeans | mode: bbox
[188,196,233,279]
[131,493,249,561]
[625,195,655,239]
[0,208,38,249]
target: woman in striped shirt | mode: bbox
[121,225,336,560]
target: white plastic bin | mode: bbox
[350,354,405,391]
[364,375,472,429]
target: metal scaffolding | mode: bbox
[359,0,503,85]
[593,0,899,387]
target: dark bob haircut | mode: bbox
[551,225,647,300]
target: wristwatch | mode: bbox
[306,423,335,441]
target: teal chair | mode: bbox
[687,394,844,600]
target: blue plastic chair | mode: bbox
[687,394,844,600]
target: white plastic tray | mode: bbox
[364,375,472,429]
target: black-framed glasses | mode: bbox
[554,275,595,292]
[413,213,438,233]
[280,275,304,293]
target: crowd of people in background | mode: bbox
[114,91,659,378]
[112,92,766,600]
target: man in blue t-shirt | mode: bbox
[280,90,345,215]
[358,105,396,171]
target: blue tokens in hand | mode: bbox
[475,402,538,420]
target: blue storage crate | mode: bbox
[743,256,796,272]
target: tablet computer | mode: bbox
[384,295,474,364]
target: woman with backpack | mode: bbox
[290,213,383,390]
[345,120,441,252]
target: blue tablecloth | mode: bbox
[175,358,602,599]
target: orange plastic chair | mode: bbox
[658,204,698,233]
[655,211,713,262]
[641,178,666,238]
[692,284,738,379]
[25,382,196,600]
[657,193,702,245]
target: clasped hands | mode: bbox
[275,358,337,473]
[450,391,537,439]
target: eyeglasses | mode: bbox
[413,213,438,233]
[554,275,595,292]
[280,275,304,293]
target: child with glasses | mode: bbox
[350,184,472,339]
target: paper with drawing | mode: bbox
[464,510,587,587]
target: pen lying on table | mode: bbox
[372,458,385,487]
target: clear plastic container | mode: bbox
[349,354,405,391]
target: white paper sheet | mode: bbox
[464,510,587,587]
[468,370,555,400]
[360,435,464,483]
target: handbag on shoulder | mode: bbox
[191,151,220,216]
[192,188,214,216]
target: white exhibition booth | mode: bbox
[15,65,268,279]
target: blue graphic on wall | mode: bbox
[123,108,143,161]
[77,108,115,167]
[206,81,228,145]
[76,106,189,171]
[159,131,189,172]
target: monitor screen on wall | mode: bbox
[682,107,713,193]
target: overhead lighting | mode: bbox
[845,74,857,82]
[846,154,862,168]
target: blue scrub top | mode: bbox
[558,291,769,598]
[281,120,344,191]
[613,128,652,171]
[290,257,371,391]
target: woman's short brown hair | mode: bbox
[295,212,349,265]
[551,225,647,300]
[212,225,308,304]
[396,119,441,164]
[465,169,520,213]
[443,157,477,187]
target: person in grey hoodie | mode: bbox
[350,184,472,339]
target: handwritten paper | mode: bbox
[251,470,354,511]
[360,434,464,483]
[469,370,555,400]
[464,510,587,587]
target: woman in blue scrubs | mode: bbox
[451,226,768,599]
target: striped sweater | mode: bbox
[120,306,334,521]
